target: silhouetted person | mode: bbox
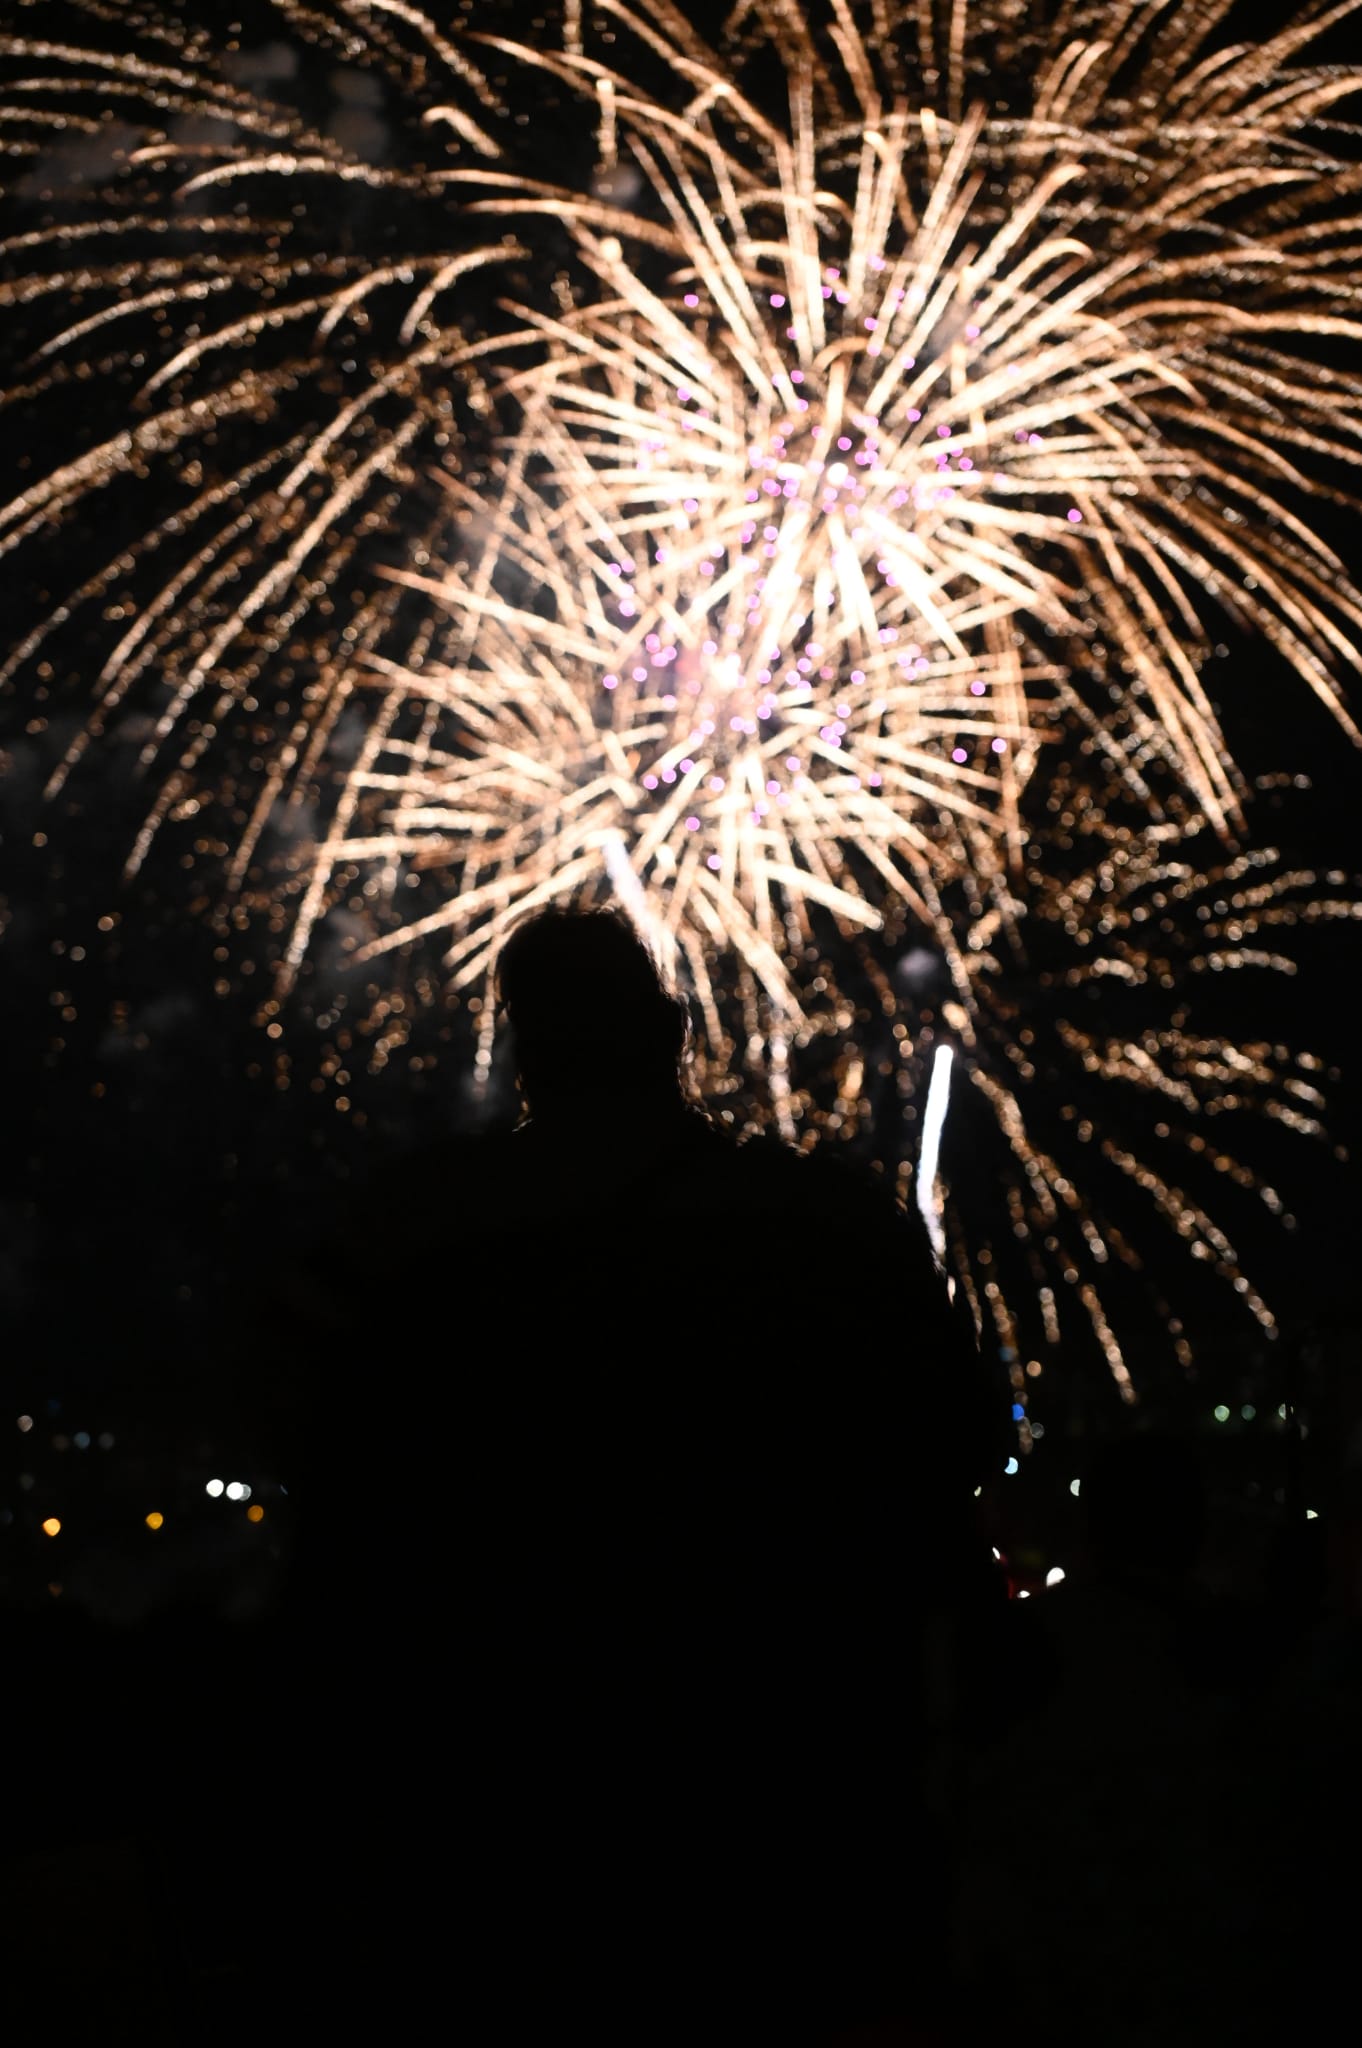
[254,905,1000,2043]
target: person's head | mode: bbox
[1083,1430,1206,1590]
[495,904,690,1117]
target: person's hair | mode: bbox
[495,904,689,1110]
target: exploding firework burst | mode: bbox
[909,763,1360,1406]
[2,0,1360,1398]
[373,0,1362,995]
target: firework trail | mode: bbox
[381,0,1362,997]
[919,763,1359,1408]
[2,2,1359,1396]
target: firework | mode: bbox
[376,0,1362,966]
[924,765,1359,1406]
[3,2,1359,1396]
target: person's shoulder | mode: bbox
[713,1130,906,1229]
[750,1133,898,1201]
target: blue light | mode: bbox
[1011,1402,1025,1421]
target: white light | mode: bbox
[1004,1456,1019,1475]
[1045,1567,1066,1587]
[1016,1589,1031,1599]
[206,1479,224,1498]
[916,1043,955,1264]
[1070,1478,1081,1496]
[1213,1404,1230,1422]
[225,1481,246,1501]
[1306,1509,1319,1521]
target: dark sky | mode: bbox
[2,2,1360,1567]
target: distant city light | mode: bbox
[41,1517,61,1538]
[145,1512,164,1531]
[205,1479,224,1498]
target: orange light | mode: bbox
[145,1511,164,1531]
[246,1503,265,1524]
[41,1517,61,1538]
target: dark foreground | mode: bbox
[7,1500,1354,2047]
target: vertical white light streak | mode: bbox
[917,1041,956,1263]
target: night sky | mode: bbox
[4,0,1361,1629]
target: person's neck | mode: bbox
[526,1086,691,1140]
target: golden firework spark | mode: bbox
[365,0,1362,995]
[940,765,1359,1404]
[3,2,1359,1395]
